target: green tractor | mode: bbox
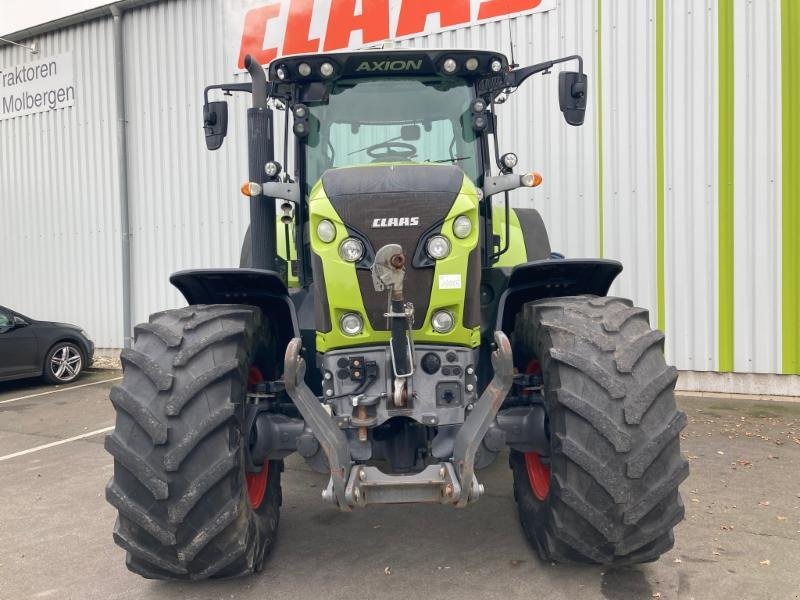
[105,48,688,579]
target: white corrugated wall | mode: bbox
[664,0,719,372]
[732,0,782,373]
[0,0,792,380]
[0,18,122,348]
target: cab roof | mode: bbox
[267,49,510,83]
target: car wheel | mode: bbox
[43,342,84,384]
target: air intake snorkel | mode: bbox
[243,55,277,273]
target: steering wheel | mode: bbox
[366,141,417,161]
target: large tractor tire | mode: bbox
[105,304,281,580]
[510,295,688,565]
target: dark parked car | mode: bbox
[0,305,94,384]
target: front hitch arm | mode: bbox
[452,330,514,508]
[283,337,352,510]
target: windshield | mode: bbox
[304,77,479,190]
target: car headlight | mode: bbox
[340,313,363,336]
[426,235,451,260]
[338,238,365,262]
[452,216,472,239]
[431,310,455,333]
[317,219,336,243]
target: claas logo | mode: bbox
[237,0,548,69]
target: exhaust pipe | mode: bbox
[243,55,277,273]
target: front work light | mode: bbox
[340,313,364,336]
[317,219,336,243]
[320,62,335,77]
[264,161,282,178]
[431,310,455,333]
[501,153,518,170]
[452,215,472,239]
[443,58,458,73]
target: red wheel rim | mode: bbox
[521,358,541,398]
[245,366,269,509]
[246,464,269,509]
[524,452,551,501]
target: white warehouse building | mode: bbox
[1,0,798,395]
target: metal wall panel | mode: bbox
[123,0,252,328]
[663,0,719,371]
[0,19,122,348]
[732,0,782,373]
[600,0,658,330]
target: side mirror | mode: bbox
[203,101,228,150]
[13,316,28,327]
[558,71,588,126]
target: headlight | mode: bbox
[340,313,363,336]
[501,152,518,170]
[443,58,458,73]
[320,62,335,77]
[426,235,451,260]
[452,216,472,239]
[490,59,503,73]
[264,160,282,178]
[431,310,455,333]
[298,62,312,77]
[338,237,364,262]
[317,219,336,243]
[471,98,487,113]
[293,104,308,119]
[465,57,479,71]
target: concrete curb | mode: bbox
[675,390,800,404]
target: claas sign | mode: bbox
[231,0,556,69]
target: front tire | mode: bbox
[105,304,281,580]
[510,295,688,565]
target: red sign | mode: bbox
[227,0,556,70]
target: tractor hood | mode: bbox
[308,163,481,351]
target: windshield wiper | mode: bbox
[426,156,472,163]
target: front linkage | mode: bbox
[283,331,513,509]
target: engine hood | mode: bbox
[308,163,482,351]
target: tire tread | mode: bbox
[510,295,687,566]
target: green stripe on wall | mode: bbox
[597,0,604,258]
[718,0,735,372]
[655,0,665,332]
[782,0,800,374]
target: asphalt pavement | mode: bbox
[0,370,798,600]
